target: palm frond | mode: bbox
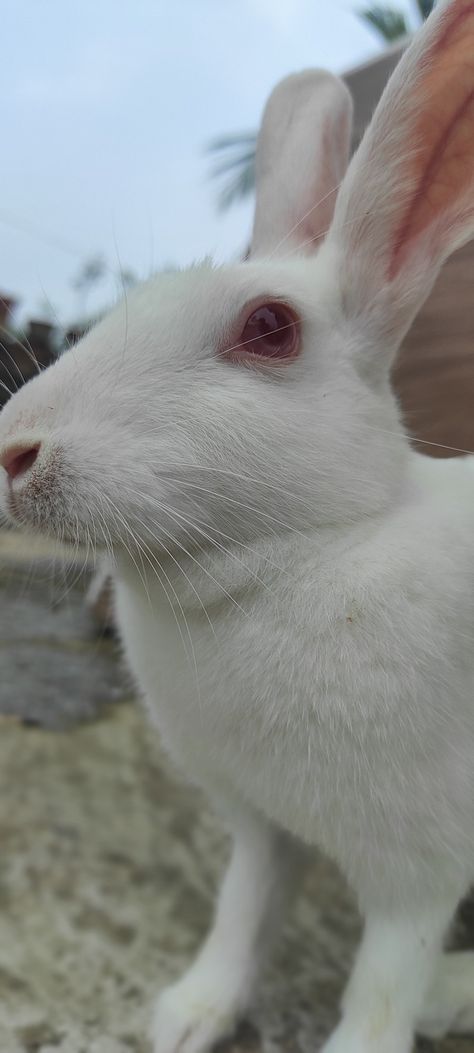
[415,0,436,19]
[207,0,435,213]
[208,133,258,152]
[207,133,257,211]
[358,5,410,41]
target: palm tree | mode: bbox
[358,6,410,41]
[207,133,257,212]
[358,1,435,41]
[209,1,436,211]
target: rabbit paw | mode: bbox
[319,1023,411,1053]
[151,975,240,1053]
[417,951,474,1038]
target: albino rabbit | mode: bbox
[2,1,474,1050]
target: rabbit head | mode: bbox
[1,0,474,556]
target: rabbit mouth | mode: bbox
[0,443,85,547]
[5,474,70,542]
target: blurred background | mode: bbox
[2,0,427,335]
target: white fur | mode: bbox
[1,3,474,1051]
[251,69,352,256]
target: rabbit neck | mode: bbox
[115,473,414,616]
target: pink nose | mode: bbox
[0,443,40,481]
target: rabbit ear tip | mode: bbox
[388,4,474,279]
[430,0,474,55]
[251,70,353,259]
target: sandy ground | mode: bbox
[0,530,472,1053]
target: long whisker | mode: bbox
[266,178,343,260]
[0,342,22,391]
[365,422,474,459]
[111,230,131,388]
[148,477,313,542]
[126,490,249,616]
[100,491,201,686]
[130,481,290,575]
[137,489,280,597]
[95,492,153,610]
[154,460,322,515]
[126,506,218,640]
[216,318,302,360]
[9,325,43,377]
[128,528,203,695]
[52,513,88,605]
[270,205,398,265]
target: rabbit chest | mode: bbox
[114,475,474,895]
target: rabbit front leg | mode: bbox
[320,899,457,1053]
[418,950,474,1039]
[152,808,305,1053]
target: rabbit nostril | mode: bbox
[0,443,41,481]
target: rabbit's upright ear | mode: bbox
[250,70,353,258]
[329,0,474,367]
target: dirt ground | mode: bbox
[0,529,472,1053]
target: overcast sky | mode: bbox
[2,0,415,326]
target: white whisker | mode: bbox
[266,178,343,260]
[100,492,202,692]
[127,505,218,640]
[152,477,312,541]
[126,489,249,617]
[138,489,279,598]
[158,460,321,514]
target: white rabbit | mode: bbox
[2,1,474,1050]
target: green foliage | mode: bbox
[415,0,436,18]
[207,133,257,211]
[359,1,436,42]
[358,5,409,42]
[208,1,438,211]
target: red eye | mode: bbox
[232,301,300,361]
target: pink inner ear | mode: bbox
[389,0,474,280]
